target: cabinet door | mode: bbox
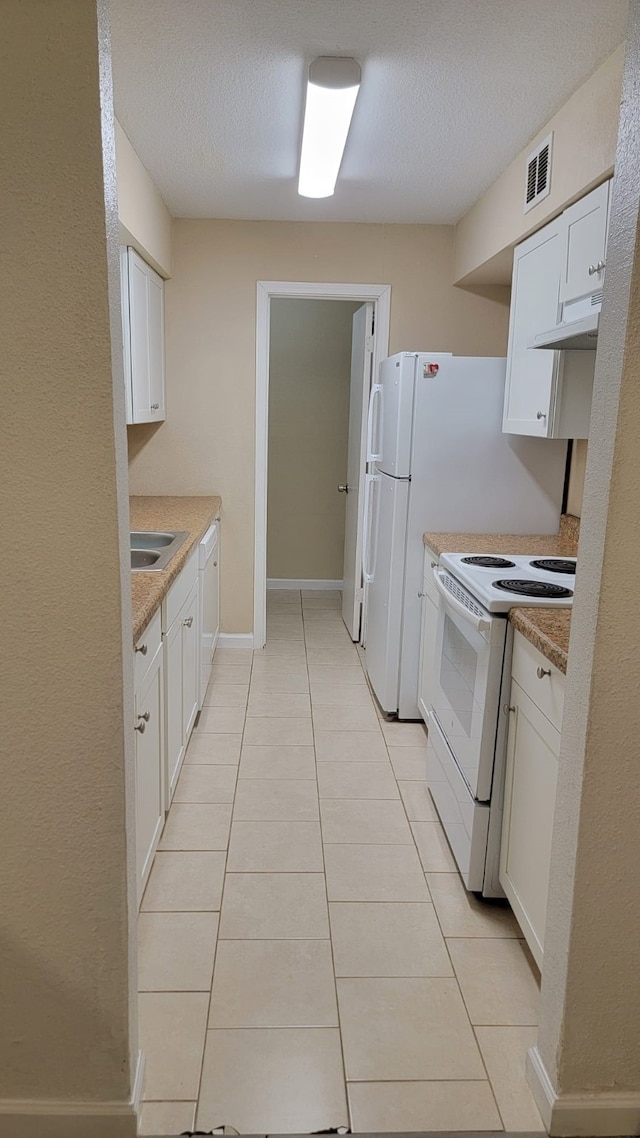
[164,611,184,804]
[181,581,200,748]
[499,678,559,968]
[503,220,562,437]
[128,249,152,423]
[119,246,134,424]
[135,644,164,904]
[417,590,438,726]
[559,181,610,305]
[147,264,166,420]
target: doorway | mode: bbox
[254,281,391,648]
[267,297,362,619]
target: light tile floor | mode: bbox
[138,590,545,1136]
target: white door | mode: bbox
[341,302,374,640]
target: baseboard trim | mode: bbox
[217,633,254,647]
[267,578,343,590]
[0,1050,144,1138]
[527,1045,640,1135]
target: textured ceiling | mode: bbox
[109,0,628,224]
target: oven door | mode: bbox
[430,568,506,802]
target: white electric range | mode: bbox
[424,550,575,897]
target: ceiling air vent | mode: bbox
[524,132,553,213]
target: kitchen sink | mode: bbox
[130,531,177,550]
[131,549,162,569]
[130,529,188,572]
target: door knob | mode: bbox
[337,485,349,493]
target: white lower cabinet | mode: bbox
[500,632,565,968]
[133,615,164,904]
[417,546,439,725]
[163,553,200,804]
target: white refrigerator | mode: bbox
[362,352,567,719]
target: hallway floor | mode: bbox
[137,590,545,1136]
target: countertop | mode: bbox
[130,495,222,642]
[423,514,579,673]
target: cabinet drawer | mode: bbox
[163,550,198,630]
[511,631,565,731]
[133,607,162,692]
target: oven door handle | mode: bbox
[432,568,492,633]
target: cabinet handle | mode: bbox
[536,411,547,420]
[504,703,516,714]
[536,666,551,679]
[183,616,194,628]
[135,643,148,655]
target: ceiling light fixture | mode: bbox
[298,56,361,199]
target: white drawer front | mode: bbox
[426,716,489,893]
[511,630,565,732]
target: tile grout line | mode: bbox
[191,639,254,1127]
[304,595,353,1133]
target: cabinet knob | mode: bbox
[536,410,547,420]
[134,720,146,734]
[213,561,218,567]
[588,264,597,275]
[337,484,349,493]
[597,260,606,272]
[417,591,425,598]
[430,561,438,568]
[588,262,605,276]
[536,666,551,679]
[504,703,516,715]
[150,402,160,411]
[140,710,150,721]
[135,642,148,655]
[183,616,194,628]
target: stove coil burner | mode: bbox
[461,556,516,569]
[529,558,576,575]
[493,579,574,599]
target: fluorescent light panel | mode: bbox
[298,57,361,199]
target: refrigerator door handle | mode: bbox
[362,472,380,583]
[366,383,383,463]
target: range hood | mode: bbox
[531,310,599,350]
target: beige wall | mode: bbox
[532,9,640,1126]
[128,220,510,633]
[267,299,359,581]
[115,119,172,276]
[1,1,136,1132]
[454,47,624,285]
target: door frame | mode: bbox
[254,280,391,649]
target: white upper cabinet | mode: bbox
[503,219,563,437]
[503,216,594,440]
[120,247,166,425]
[559,180,611,307]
